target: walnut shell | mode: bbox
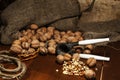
[86,58,96,67]
[71,37,78,42]
[39,42,46,47]
[62,34,69,39]
[13,40,21,45]
[22,42,30,49]
[44,32,52,40]
[19,36,28,42]
[85,45,94,50]
[63,53,72,61]
[27,32,33,38]
[39,47,48,54]
[84,69,96,79]
[54,34,61,39]
[59,39,67,43]
[74,31,82,36]
[39,36,47,42]
[28,48,35,53]
[36,29,42,33]
[31,39,40,48]
[72,53,80,60]
[47,26,55,32]
[60,31,66,36]
[48,41,56,47]
[21,49,28,54]
[67,37,75,42]
[41,27,47,33]
[48,46,56,54]
[30,24,39,30]
[83,49,91,54]
[56,54,64,64]
[10,44,22,53]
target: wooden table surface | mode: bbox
[0,41,119,80]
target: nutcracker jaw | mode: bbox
[56,38,109,55]
[56,42,78,55]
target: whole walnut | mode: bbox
[48,46,56,54]
[84,69,96,79]
[72,53,80,60]
[63,53,72,61]
[10,44,22,53]
[13,40,21,45]
[28,48,35,53]
[31,39,40,48]
[30,24,39,30]
[39,47,48,54]
[86,57,96,67]
[22,42,30,49]
[56,54,64,64]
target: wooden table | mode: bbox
[0,41,119,80]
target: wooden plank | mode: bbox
[102,41,120,80]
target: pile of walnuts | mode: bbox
[10,24,83,60]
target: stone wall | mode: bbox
[79,0,120,22]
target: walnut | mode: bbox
[10,44,22,53]
[12,40,21,45]
[21,49,28,54]
[74,31,82,36]
[56,54,64,64]
[39,36,47,42]
[84,69,96,79]
[62,34,69,39]
[27,32,33,38]
[63,53,72,61]
[73,46,84,53]
[47,26,55,32]
[72,53,80,61]
[41,27,47,33]
[85,44,94,50]
[36,29,42,34]
[54,34,61,39]
[54,30,60,35]
[39,42,46,47]
[30,24,39,30]
[67,37,75,42]
[48,40,56,47]
[59,38,67,43]
[22,42,30,49]
[28,48,35,53]
[71,37,78,42]
[86,57,96,67]
[60,31,66,36]
[83,49,91,54]
[39,47,48,54]
[44,32,52,40]
[67,30,74,36]
[48,46,56,54]
[31,39,40,48]
[19,36,28,42]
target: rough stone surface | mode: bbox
[50,17,79,31]
[79,0,120,22]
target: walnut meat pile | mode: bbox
[62,59,96,79]
[10,24,83,60]
[62,59,89,76]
